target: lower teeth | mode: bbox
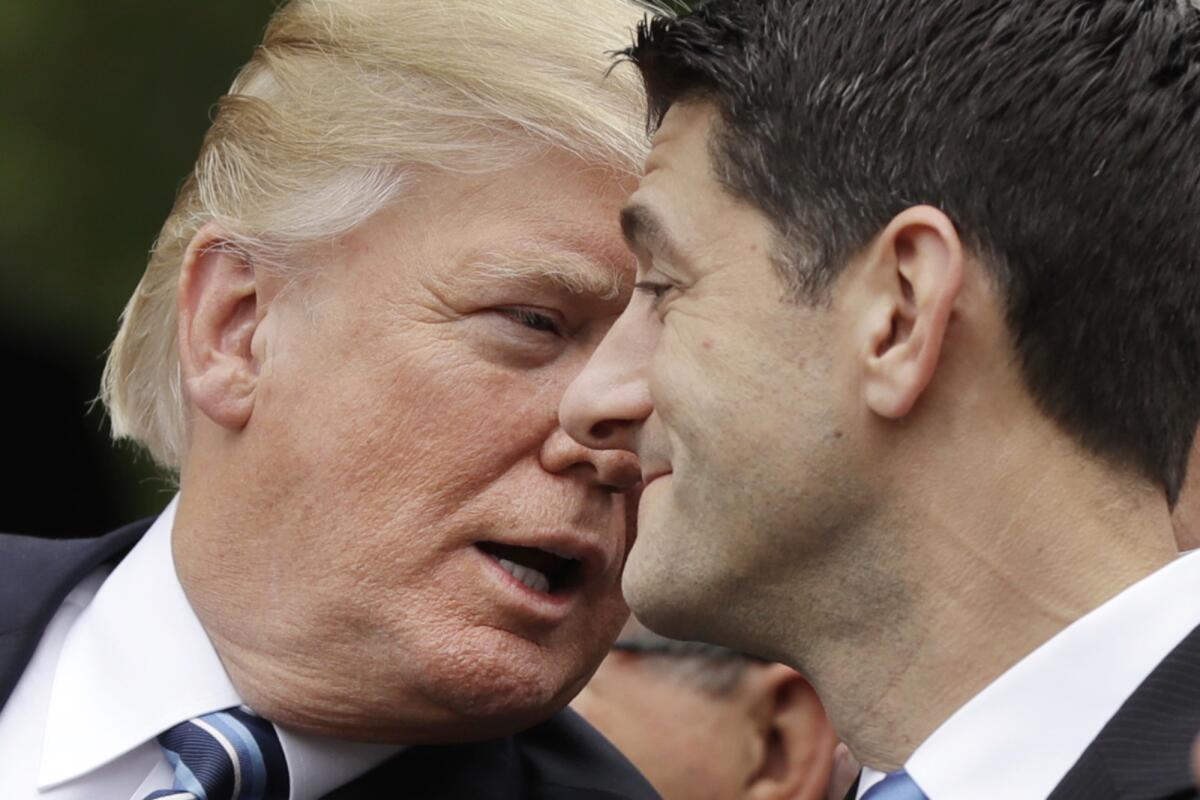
[497,557,551,593]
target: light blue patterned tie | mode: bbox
[143,705,289,800]
[861,769,929,800]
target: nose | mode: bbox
[541,428,641,491]
[559,307,655,455]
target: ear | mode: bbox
[857,205,964,419]
[177,224,269,431]
[1172,428,1200,551]
[825,743,863,800]
[744,665,839,800]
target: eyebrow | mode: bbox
[467,247,628,301]
[620,204,688,270]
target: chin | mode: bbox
[627,491,720,638]
[400,624,594,742]
[621,541,719,645]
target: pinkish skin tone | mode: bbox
[571,622,837,800]
[170,151,643,744]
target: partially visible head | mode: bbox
[571,619,836,800]
[562,0,1200,652]
[102,0,654,742]
[1174,433,1200,551]
[1192,733,1200,787]
[103,0,649,466]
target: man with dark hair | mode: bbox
[572,619,838,800]
[560,1,1200,798]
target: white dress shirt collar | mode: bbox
[858,549,1200,799]
[38,497,398,799]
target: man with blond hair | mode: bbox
[0,1,660,798]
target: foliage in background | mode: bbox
[0,1,278,530]
[0,0,671,532]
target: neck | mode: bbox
[792,424,1178,771]
[170,450,397,740]
[170,442,510,744]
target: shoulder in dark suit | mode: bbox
[838,630,1200,800]
[1049,623,1200,800]
[0,524,660,800]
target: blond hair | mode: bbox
[101,0,649,470]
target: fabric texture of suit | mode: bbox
[1048,622,1200,800]
[0,522,660,800]
[839,629,1200,800]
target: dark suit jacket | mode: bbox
[0,521,660,800]
[1048,621,1200,800]
[842,626,1200,800]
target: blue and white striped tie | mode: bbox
[861,769,928,800]
[144,706,289,800]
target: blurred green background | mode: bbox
[1,1,279,535]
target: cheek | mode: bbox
[652,323,744,466]
[269,331,556,497]
[651,323,707,425]
[245,330,571,618]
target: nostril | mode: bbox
[589,421,616,441]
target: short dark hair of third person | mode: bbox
[610,624,767,695]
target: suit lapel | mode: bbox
[1050,623,1200,800]
[320,706,660,799]
[324,736,523,800]
[0,520,151,712]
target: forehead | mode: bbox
[445,153,634,250]
[645,102,721,181]
[337,152,637,292]
[460,242,630,300]
[624,103,773,269]
[451,160,637,296]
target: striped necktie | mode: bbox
[860,769,928,800]
[143,706,289,800]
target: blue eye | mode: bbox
[500,308,562,335]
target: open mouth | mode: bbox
[476,541,584,595]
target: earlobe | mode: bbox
[745,665,838,800]
[860,206,964,420]
[177,225,264,432]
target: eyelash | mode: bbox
[499,307,562,336]
[634,281,673,309]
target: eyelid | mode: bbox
[497,305,566,336]
[634,280,671,297]
[634,280,674,311]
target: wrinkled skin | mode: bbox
[174,151,642,743]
